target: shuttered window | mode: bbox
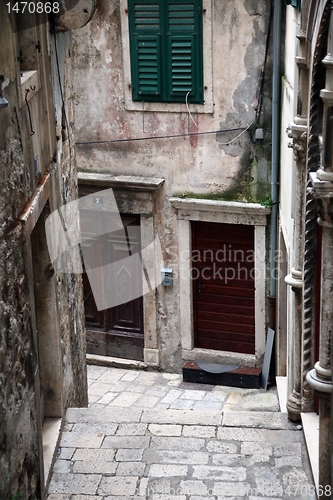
[128,0,203,104]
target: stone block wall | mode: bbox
[0,3,88,498]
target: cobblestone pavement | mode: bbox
[47,365,315,499]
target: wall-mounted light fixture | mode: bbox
[0,75,9,108]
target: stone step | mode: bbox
[65,407,293,431]
[65,406,224,426]
[183,361,262,389]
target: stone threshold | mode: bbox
[301,412,319,492]
[276,376,288,412]
[87,353,148,370]
[42,417,62,489]
[276,375,319,491]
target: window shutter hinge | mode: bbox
[36,41,41,53]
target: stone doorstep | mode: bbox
[301,412,319,491]
[182,361,262,389]
[42,417,63,490]
[87,353,148,370]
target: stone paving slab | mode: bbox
[141,408,223,425]
[66,407,143,424]
[102,435,151,449]
[148,424,182,436]
[48,473,102,495]
[47,366,315,499]
[222,411,290,429]
[60,431,104,449]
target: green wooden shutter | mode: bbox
[166,1,203,103]
[168,36,197,99]
[128,0,203,103]
[134,35,162,98]
[129,1,164,101]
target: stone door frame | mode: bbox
[170,197,270,367]
[78,172,164,366]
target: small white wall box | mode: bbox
[161,268,173,286]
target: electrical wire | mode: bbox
[250,0,274,142]
[185,91,199,128]
[75,126,249,146]
[217,121,254,146]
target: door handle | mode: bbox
[197,279,206,293]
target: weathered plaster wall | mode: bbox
[73,0,272,196]
[72,0,273,371]
[0,4,87,497]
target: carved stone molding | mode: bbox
[296,31,310,68]
[286,122,308,164]
[287,390,302,422]
[309,171,333,226]
[317,168,333,181]
[318,197,333,226]
[285,267,303,290]
[306,362,333,395]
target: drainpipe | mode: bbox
[268,0,282,331]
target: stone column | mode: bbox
[285,122,307,421]
[306,196,333,490]
[307,4,333,491]
[285,30,309,421]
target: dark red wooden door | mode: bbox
[192,221,255,355]
[81,212,144,361]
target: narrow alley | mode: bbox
[46,365,315,499]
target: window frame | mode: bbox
[121,0,213,114]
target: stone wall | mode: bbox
[0,4,87,498]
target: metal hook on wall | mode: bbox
[25,88,35,136]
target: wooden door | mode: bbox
[81,212,144,361]
[192,221,255,355]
